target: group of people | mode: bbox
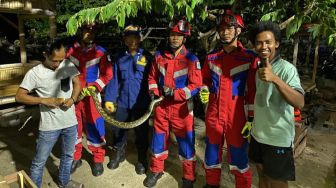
[15,10,304,188]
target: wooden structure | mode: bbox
[0,170,37,188]
[0,0,56,105]
[293,118,308,158]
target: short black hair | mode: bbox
[44,37,65,55]
[248,21,281,45]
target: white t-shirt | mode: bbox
[20,61,79,131]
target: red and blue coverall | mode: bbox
[202,42,258,187]
[148,46,203,181]
[67,43,113,163]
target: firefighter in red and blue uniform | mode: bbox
[200,11,258,188]
[104,25,151,175]
[143,18,203,188]
[67,23,113,176]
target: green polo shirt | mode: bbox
[252,57,304,147]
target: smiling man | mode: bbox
[248,21,304,188]
[15,38,82,188]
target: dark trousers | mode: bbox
[111,107,149,162]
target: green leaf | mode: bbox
[186,5,194,20]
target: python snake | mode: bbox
[77,91,163,129]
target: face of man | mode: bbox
[124,34,140,52]
[44,46,66,70]
[218,25,240,44]
[254,31,279,61]
[81,27,96,44]
[169,31,185,49]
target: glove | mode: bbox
[241,121,252,138]
[199,88,210,104]
[105,101,116,113]
[163,86,174,97]
[81,86,96,97]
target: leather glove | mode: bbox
[199,88,210,104]
[81,86,96,97]
[105,101,116,113]
[241,121,252,138]
[163,86,174,97]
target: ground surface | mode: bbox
[0,118,335,188]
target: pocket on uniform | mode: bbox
[60,77,70,92]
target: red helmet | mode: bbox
[169,18,191,36]
[218,10,245,29]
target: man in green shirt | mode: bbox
[248,21,304,188]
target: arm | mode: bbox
[148,55,160,97]
[61,75,81,108]
[174,58,203,101]
[16,88,63,108]
[245,57,258,119]
[105,59,119,103]
[259,59,304,109]
[273,76,304,109]
[91,54,113,92]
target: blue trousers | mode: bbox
[30,125,77,188]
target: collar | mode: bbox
[269,55,281,65]
[125,48,143,56]
[163,45,187,59]
[74,42,96,52]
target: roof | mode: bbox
[0,0,56,16]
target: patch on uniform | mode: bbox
[137,56,147,66]
[196,61,201,69]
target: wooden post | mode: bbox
[312,38,320,83]
[292,36,299,66]
[18,16,27,64]
[305,35,312,66]
[48,15,56,38]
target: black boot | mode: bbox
[182,178,194,188]
[107,147,126,169]
[143,171,163,187]
[203,184,219,188]
[135,162,147,175]
[92,162,104,176]
[70,159,82,174]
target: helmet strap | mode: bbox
[219,27,239,45]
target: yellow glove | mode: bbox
[81,86,96,97]
[199,88,210,104]
[241,121,252,139]
[105,101,116,113]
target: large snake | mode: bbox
[77,91,163,129]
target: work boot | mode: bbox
[182,178,194,188]
[107,147,126,169]
[135,162,147,175]
[92,162,104,176]
[70,160,82,174]
[143,171,163,187]
[203,184,219,188]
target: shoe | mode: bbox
[143,171,163,187]
[182,178,194,188]
[107,147,126,169]
[135,162,147,175]
[70,160,82,174]
[92,162,104,176]
[59,180,84,188]
[203,184,219,188]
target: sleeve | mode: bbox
[245,56,258,119]
[90,54,113,92]
[201,56,212,90]
[148,55,160,97]
[20,69,37,92]
[65,61,80,78]
[284,64,305,95]
[174,56,203,101]
[104,59,119,103]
